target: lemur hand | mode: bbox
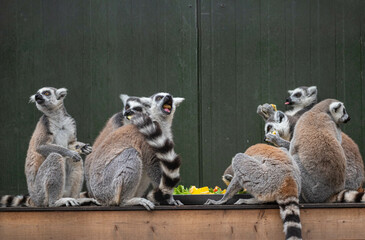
[69,150,82,162]
[265,132,279,146]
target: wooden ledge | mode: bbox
[1,203,365,240]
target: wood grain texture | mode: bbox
[1,207,365,240]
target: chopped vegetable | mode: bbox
[271,104,277,111]
[173,185,246,195]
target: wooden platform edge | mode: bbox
[1,206,365,240]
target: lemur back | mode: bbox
[290,99,364,203]
[84,95,150,196]
[207,144,302,240]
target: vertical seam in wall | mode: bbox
[196,0,203,186]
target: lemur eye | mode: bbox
[43,91,51,96]
[156,96,163,101]
[294,92,302,98]
[133,107,143,112]
[125,104,130,110]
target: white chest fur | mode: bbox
[49,116,76,147]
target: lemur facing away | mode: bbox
[291,99,364,203]
[263,88,364,192]
[88,93,184,210]
[1,87,99,207]
[84,94,151,197]
[207,144,302,240]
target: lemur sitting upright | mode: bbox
[84,94,150,197]
[290,99,364,203]
[1,87,99,207]
[207,144,302,240]
[88,93,184,210]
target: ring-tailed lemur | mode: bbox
[285,86,317,117]
[207,144,302,240]
[1,87,99,207]
[84,94,151,197]
[290,99,364,203]
[264,88,364,192]
[87,93,184,210]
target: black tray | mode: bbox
[174,194,253,205]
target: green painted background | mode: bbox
[1,0,364,194]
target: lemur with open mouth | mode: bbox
[87,93,184,210]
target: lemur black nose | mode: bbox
[344,116,351,123]
[124,109,133,116]
[164,95,172,101]
[35,93,44,103]
[285,97,291,105]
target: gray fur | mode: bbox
[24,87,98,207]
[290,99,348,202]
[87,92,184,209]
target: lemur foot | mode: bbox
[167,198,183,206]
[204,199,226,205]
[53,198,80,207]
[76,198,101,206]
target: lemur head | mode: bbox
[329,102,351,124]
[120,94,151,123]
[149,92,184,122]
[29,87,67,113]
[285,86,317,107]
[264,111,291,140]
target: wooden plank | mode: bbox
[1,207,365,240]
[200,0,240,187]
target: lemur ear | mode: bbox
[29,94,36,103]
[173,97,185,107]
[119,94,130,106]
[140,97,152,108]
[288,90,294,95]
[56,88,68,100]
[331,102,342,113]
[307,86,317,96]
[277,111,285,123]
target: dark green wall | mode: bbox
[1,0,364,194]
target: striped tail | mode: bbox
[131,113,181,204]
[332,189,365,203]
[1,194,29,207]
[277,197,302,240]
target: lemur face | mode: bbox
[29,87,67,111]
[330,102,351,124]
[265,111,291,140]
[149,92,184,119]
[120,94,151,121]
[285,86,317,107]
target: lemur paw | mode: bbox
[80,144,92,155]
[167,197,183,206]
[204,199,224,205]
[54,198,80,207]
[257,103,275,119]
[139,199,155,211]
[77,198,101,206]
[69,151,82,162]
[264,133,279,146]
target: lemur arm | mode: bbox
[37,144,82,161]
[265,133,290,150]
